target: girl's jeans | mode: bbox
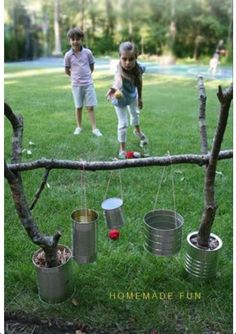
[114,100,140,143]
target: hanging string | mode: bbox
[103,171,113,200]
[153,166,166,210]
[153,151,176,215]
[103,170,124,200]
[118,170,124,200]
[167,151,177,217]
[80,161,88,219]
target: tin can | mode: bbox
[71,209,98,264]
[101,197,125,229]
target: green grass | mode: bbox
[4,63,233,333]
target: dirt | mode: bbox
[4,311,145,334]
[4,311,223,334]
[34,247,71,268]
[190,235,219,250]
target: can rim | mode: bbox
[101,197,123,210]
[186,231,223,252]
[32,244,72,270]
[144,210,184,232]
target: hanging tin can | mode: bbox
[143,209,184,256]
[71,208,98,264]
[101,197,125,229]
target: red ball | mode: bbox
[108,229,120,240]
[125,151,134,159]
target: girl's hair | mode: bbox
[67,28,84,39]
[119,41,138,58]
[118,41,142,88]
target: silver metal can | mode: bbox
[143,209,184,256]
[32,244,74,304]
[101,197,125,229]
[71,209,98,264]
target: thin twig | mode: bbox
[198,75,208,154]
[30,169,50,210]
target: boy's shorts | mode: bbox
[72,84,97,108]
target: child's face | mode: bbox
[119,50,136,71]
[70,36,82,51]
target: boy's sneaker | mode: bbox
[133,130,148,147]
[92,128,103,137]
[74,127,82,135]
[118,151,126,159]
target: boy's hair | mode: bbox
[119,41,138,57]
[67,28,84,39]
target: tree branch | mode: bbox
[197,84,233,247]
[4,161,61,266]
[4,102,24,164]
[4,103,61,267]
[6,150,233,173]
[198,76,208,154]
[30,168,50,210]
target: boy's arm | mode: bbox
[64,53,71,76]
[90,63,94,73]
[65,67,71,76]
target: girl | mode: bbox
[106,41,148,159]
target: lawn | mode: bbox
[4,62,233,333]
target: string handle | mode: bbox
[80,162,88,218]
[153,151,176,213]
[104,170,124,200]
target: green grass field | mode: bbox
[4,63,233,333]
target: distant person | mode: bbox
[64,27,102,136]
[209,40,226,75]
[106,41,148,159]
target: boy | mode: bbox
[64,28,102,136]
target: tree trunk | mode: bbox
[53,0,62,56]
[79,0,85,31]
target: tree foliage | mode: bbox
[4,0,232,61]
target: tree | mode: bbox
[52,0,62,55]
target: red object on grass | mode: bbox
[125,151,134,159]
[108,229,120,240]
[125,151,141,159]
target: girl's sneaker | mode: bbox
[92,128,103,137]
[118,151,126,159]
[133,130,148,147]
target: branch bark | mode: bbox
[197,84,233,247]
